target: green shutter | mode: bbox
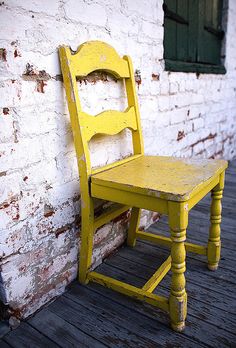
[188,0,199,62]
[197,0,223,65]
[164,0,225,73]
[163,0,177,60]
[176,0,189,61]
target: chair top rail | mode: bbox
[68,41,130,78]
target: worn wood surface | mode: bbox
[1,161,235,347]
[80,107,137,142]
[92,155,227,201]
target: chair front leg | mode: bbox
[207,172,225,271]
[127,207,141,247]
[168,201,188,332]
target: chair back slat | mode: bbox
[80,107,137,142]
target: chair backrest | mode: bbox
[59,41,144,180]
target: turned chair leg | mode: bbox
[207,173,225,271]
[79,196,95,284]
[168,202,188,332]
[127,207,141,247]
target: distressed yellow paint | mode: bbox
[127,207,141,247]
[207,172,225,271]
[168,201,188,332]
[92,156,227,201]
[88,271,169,312]
[136,231,207,255]
[70,41,130,78]
[80,106,137,142]
[59,40,228,332]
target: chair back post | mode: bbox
[123,55,144,155]
[59,45,91,207]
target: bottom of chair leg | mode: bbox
[78,275,90,285]
[171,321,185,332]
[208,263,218,271]
[126,240,136,248]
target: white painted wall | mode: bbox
[0,0,235,319]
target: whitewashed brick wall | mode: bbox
[0,0,235,320]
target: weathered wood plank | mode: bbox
[95,262,236,347]
[104,249,236,298]
[102,244,236,307]
[0,322,10,340]
[28,308,106,348]
[64,284,203,347]
[88,276,236,342]
[0,340,12,348]
[3,322,58,348]
[116,243,236,313]
[48,295,159,348]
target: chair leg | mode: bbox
[127,207,141,247]
[168,202,188,332]
[207,173,225,271]
[79,196,94,285]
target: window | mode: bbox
[163,0,226,74]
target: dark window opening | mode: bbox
[163,0,227,74]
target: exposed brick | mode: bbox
[0,48,7,61]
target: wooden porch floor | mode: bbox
[1,161,236,347]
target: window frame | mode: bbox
[163,0,226,75]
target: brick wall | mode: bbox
[0,0,236,320]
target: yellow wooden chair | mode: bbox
[59,41,228,332]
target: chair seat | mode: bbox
[91,156,227,201]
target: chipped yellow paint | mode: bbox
[136,230,207,255]
[207,172,225,271]
[168,201,188,332]
[59,40,228,332]
[92,156,228,201]
[88,271,169,312]
[127,207,141,247]
[80,106,137,142]
[70,41,130,78]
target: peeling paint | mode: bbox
[152,73,159,81]
[177,130,185,141]
[0,48,7,61]
[36,80,47,93]
[44,204,55,218]
[135,69,142,87]
[14,49,21,58]
[3,107,9,115]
